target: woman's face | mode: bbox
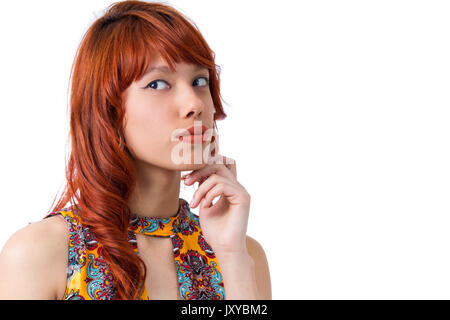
[121,54,218,170]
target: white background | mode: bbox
[0,0,449,299]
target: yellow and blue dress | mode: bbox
[44,198,226,300]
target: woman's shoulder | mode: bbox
[0,212,70,299]
[246,235,272,300]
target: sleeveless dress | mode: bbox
[43,198,226,300]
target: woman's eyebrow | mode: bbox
[146,65,172,75]
[144,64,206,76]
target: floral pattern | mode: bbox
[44,198,225,300]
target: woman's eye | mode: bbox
[194,77,209,87]
[146,79,169,90]
[145,77,209,90]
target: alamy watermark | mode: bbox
[170,120,235,166]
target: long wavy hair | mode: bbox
[47,0,227,300]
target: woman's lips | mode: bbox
[179,134,205,143]
[179,133,216,144]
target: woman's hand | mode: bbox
[181,154,251,256]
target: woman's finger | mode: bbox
[200,183,225,209]
[190,174,235,208]
[208,154,237,178]
[182,155,236,186]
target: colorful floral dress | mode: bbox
[43,198,226,300]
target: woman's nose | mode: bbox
[179,89,204,118]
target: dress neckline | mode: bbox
[128,198,195,237]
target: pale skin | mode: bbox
[0,54,272,299]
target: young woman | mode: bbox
[0,0,271,300]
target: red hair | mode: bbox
[47,0,227,300]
